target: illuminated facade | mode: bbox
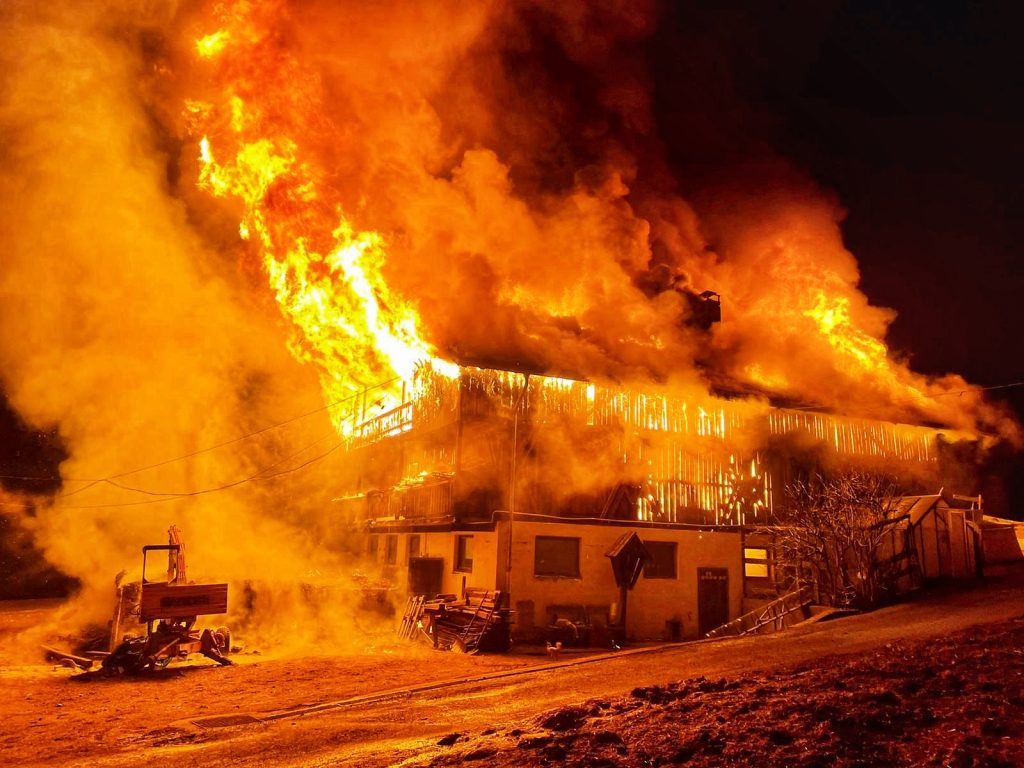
[335,365,965,641]
[336,365,957,529]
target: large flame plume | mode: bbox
[187,0,458,428]
[0,1,374,651]
[179,0,1014,438]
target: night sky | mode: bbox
[653,0,1022,393]
[2,0,1022,509]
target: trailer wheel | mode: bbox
[215,626,232,655]
[102,640,145,675]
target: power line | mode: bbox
[3,376,1021,509]
[3,374,1019,483]
[102,431,337,497]
[0,374,405,508]
[0,433,346,510]
[0,375,400,485]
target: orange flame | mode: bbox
[804,292,888,372]
[180,0,1013,443]
[189,1,455,433]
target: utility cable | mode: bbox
[0,375,400,485]
[3,377,1022,506]
[0,432,345,509]
[102,431,338,497]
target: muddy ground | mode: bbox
[423,617,1024,768]
[1,571,1023,767]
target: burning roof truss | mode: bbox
[335,365,966,528]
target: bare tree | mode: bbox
[765,472,907,608]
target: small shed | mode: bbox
[895,495,981,579]
[979,515,1024,567]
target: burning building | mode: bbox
[335,363,977,641]
[0,1,1018,645]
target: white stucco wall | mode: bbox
[505,520,742,641]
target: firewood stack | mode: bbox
[398,589,511,653]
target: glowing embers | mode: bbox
[804,293,889,372]
[343,363,460,443]
[767,410,938,462]
[635,442,772,526]
[517,373,743,440]
[191,2,455,436]
[195,30,229,58]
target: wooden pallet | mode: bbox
[397,595,425,640]
[398,590,509,653]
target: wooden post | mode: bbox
[619,583,628,630]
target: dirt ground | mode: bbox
[423,617,1024,768]
[0,606,538,767]
[2,571,1023,768]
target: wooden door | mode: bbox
[408,557,444,598]
[697,567,729,637]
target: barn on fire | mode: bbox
[334,364,980,643]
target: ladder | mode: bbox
[456,593,498,653]
[705,585,813,639]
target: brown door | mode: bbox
[697,567,729,636]
[408,557,444,598]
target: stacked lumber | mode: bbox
[397,589,511,653]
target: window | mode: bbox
[744,547,769,578]
[408,534,421,561]
[384,535,398,565]
[534,536,581,578]
[455,535,473,572]
[368,535,379,560]
[643,541,677,579]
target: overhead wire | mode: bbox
[103,430,339,497]
[0,373,404,508]
[2,377,1022,510]
[0,374,401,486]
[0,432,345,509]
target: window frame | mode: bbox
[533,535,582,579]
[454,534,474,573]
[384,534,398,565]
[642,540,678,579]
[743,546,770,579]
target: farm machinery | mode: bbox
[102,526,232,674]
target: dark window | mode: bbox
[368,535,379,560]
[408,534,421,561]
[385,535,398,565]
[534,536,581,578]
[643,541,677,579]
[455,535,473,572]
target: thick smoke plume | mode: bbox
[173,0,1015,435]
[0,0,1017,648]
[0,1,377,651]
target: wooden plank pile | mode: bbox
[397,589,511,653]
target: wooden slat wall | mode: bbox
[342,367,955,525]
